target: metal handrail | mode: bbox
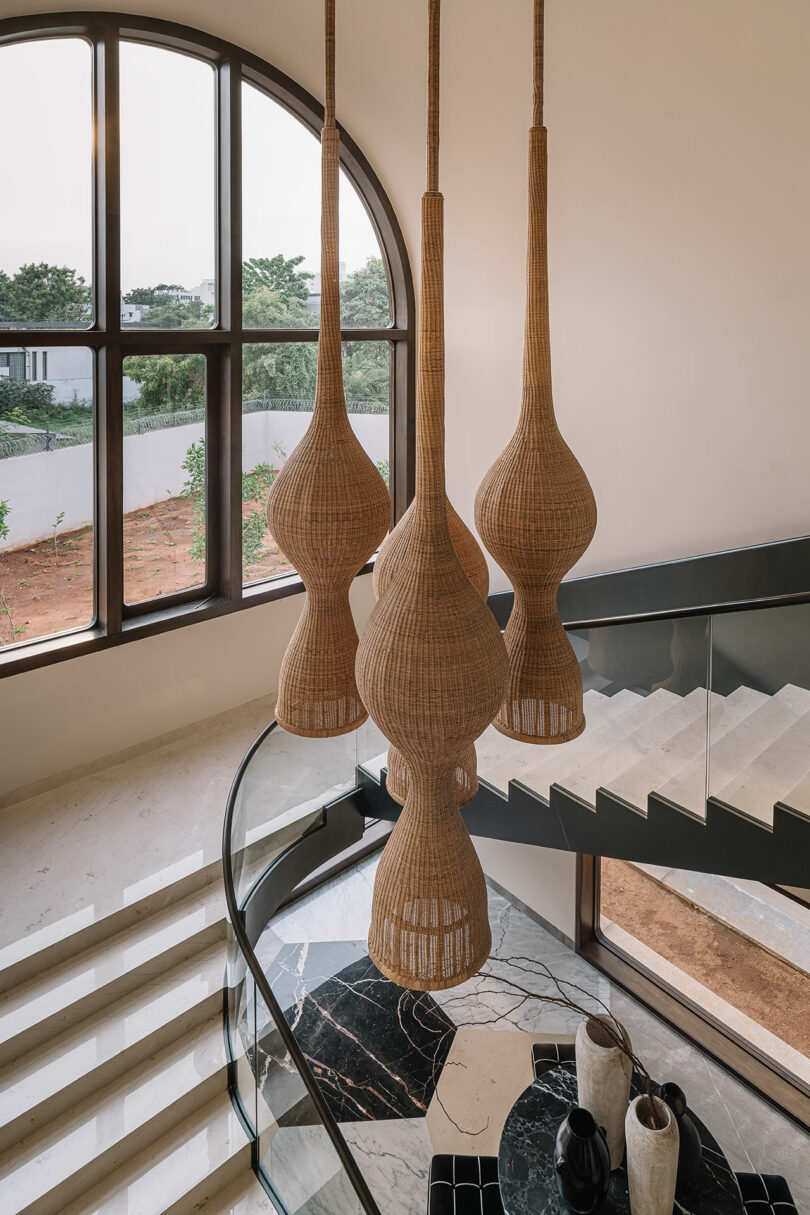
[562,588,810,632]
[221,720,382,1215]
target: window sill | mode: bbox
[0,562,374,680]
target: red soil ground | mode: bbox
[602,858,810,1056]
[0,495,293,647]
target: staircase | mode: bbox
[359,682,810,885]
[0,802,320,1215]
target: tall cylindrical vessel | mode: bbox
[575,1015,633,1170]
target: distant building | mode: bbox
[0,345,138,404]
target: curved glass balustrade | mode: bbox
[223,591,810,1206]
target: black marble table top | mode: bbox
[498,1060,744,1215]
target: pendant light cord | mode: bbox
[427,0,440,192]
[324,0,336,128]
[533,0,544,127]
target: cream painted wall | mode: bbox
[2,2,809,836]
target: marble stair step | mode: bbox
[478,688,642,794]
[779,769,810,819]
[607,685,768,811]
[475,690,609,781]
[713,709,810,826]
[560,687,708,806]
[201,1175,276,1214]
[0,880,227,1069]
[59,1093,250,1215]
[0,798,318,1000]
[0,942,223,1156]
[655,685,809,819]
[0,1016,227,1215]
[516,688,682,802]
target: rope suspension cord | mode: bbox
[426,0,440,193]
[533,0,544,127]
[324,0,336,129]
[317,0,342,407]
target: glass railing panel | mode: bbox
[255,984,365,1213]
[477,616,710,813]
[225,918,258,1136]
[709,602,810,826]
[230,724,361,909]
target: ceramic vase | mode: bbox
[575,1015,632,1169]
[661,1082,702,1185]
[625,1095,679,1215]
[555,1107,611,1215]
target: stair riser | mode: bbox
[0,825,276,1000]
[16,1064,230,1215]
[162,1142,252,1215]
[0,920,225,1070]
[0,990,221,1156]
[0,867,221,999]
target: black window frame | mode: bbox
[0,11,415,677]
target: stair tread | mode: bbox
[606,686,768,810]
[475,689,610,778]
[202,1175,277,1214]
[655,686,807,818]
[561,687,707,806]
[516,688,681,801]
[0,942,224,1138]
[780,769,810,817]
[714,708,810,824]
[60,1093,249,1215]
[478,688,644,793]
[0,1015,225,1214]
[0,882,225,1051]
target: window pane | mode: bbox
[241,341,389,584]
[0,39,92,328]
[120,43,216,329]
[122,354,206,604]
[600,860,810,1088]
[0,346,94,644]
[242,82,391,328]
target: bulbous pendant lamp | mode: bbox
[266,0,390,738]
[474,0,596,744]
[356,0,509,991]
[374,504,486,809]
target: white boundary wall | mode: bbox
[0,409,388,549]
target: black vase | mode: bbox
[662,1082,702,1185]
[555,1107,611,1215]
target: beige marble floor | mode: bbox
[0,695,274,960]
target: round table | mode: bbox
[498,1060,744,1215]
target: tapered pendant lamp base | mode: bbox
[385,743,478,808]
[368,777,492,991]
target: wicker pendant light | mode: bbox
[356,0,508,991]
[374,502,486,809]
[474,0,596,744]
[265,0,390,738]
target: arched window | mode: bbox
[0,14,413,668]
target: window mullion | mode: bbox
[94,24,123,636]
[216,53,243,600]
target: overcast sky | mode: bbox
[0,38,382,294]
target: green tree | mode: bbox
[242,337,317,402]
[125,353,205,414]
[138,297,214,329]
[242,255,311,308]
[340,257,389,328]
[0,263,91,324]
[123,283,184,306]
[0,379,57,425]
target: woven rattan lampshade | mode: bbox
[265,0,390,738]
[374,501,487,809]
[474,0,596,744]
[356,0,508,991]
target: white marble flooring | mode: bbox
[259,856,810,1215]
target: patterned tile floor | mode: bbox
[249,854,809,1215]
